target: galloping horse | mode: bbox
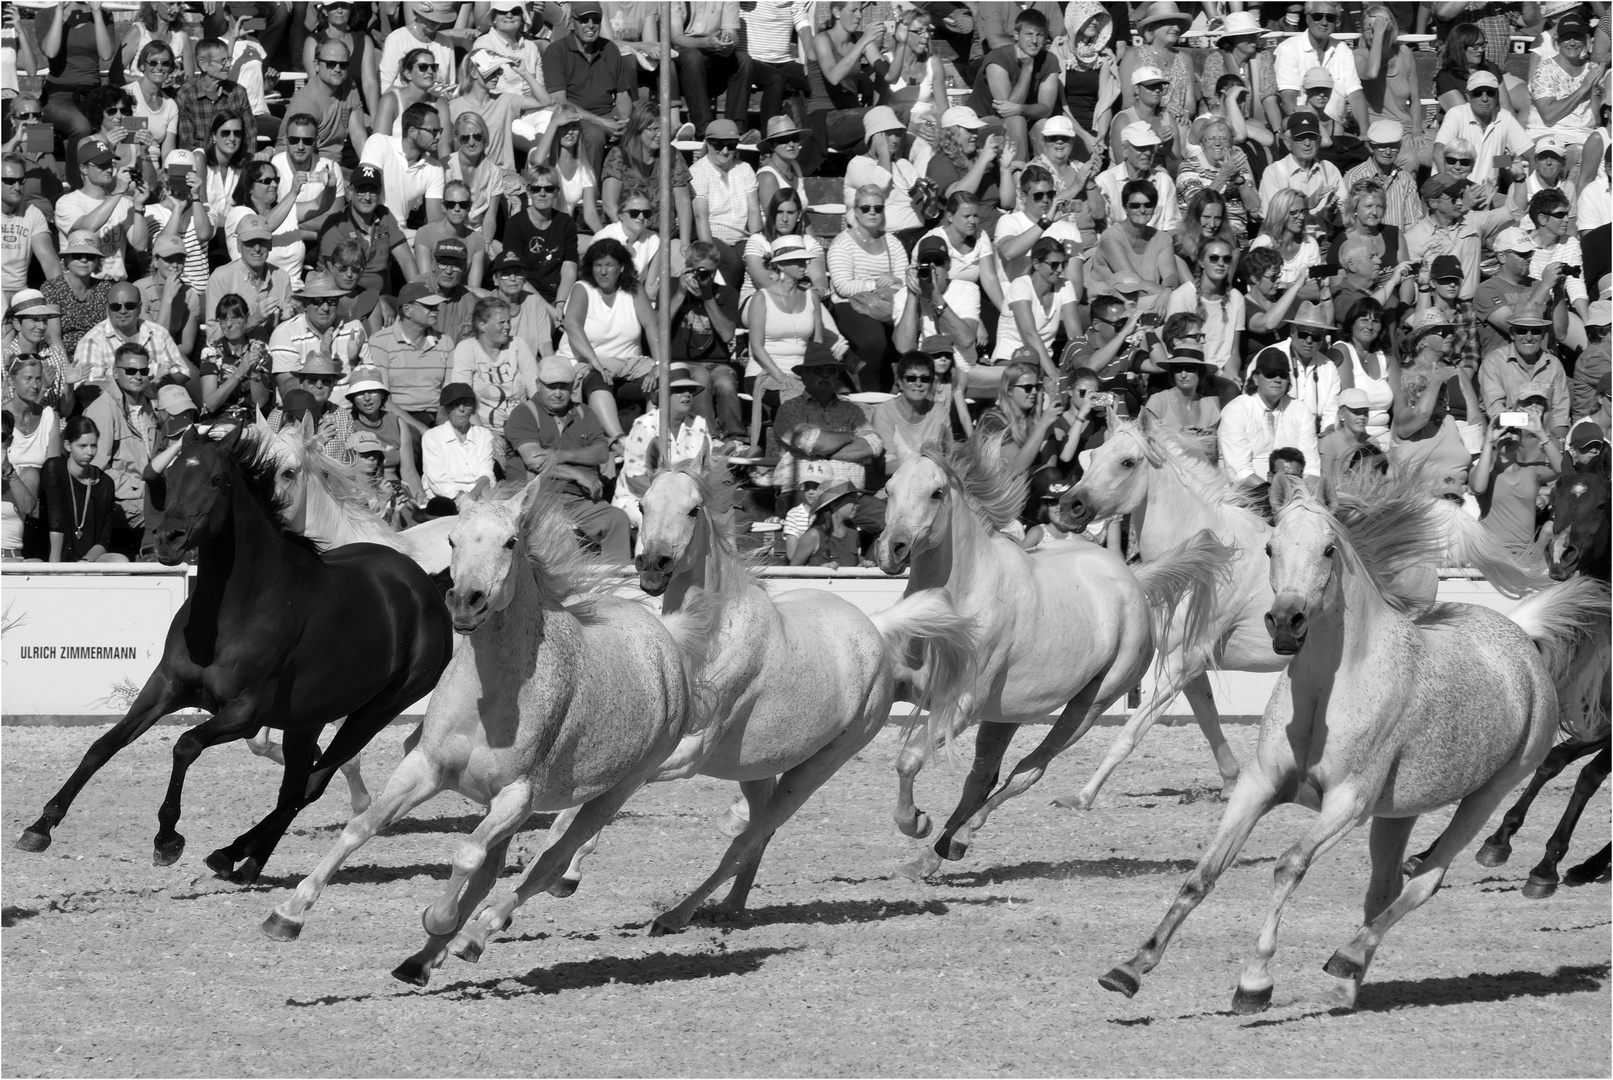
[1101,471,1606,1013]
[14,427,453,882]
[876,438,1222,880]
[263,479,714,987]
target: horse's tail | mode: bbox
[1131,529,1235,673]
[870,588,978,762]
[1507,576,1612,741]
[1438,499,1555,598]
[660,587,724,736]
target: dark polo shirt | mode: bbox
[504,401,609,498]
[542,32,633,116]
[317,208,408,295]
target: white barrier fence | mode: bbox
[1,564,1516,724]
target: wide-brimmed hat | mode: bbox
[347,365,389,395]
[1136,1,1191,31]
[60,231,105,258]
[412,1,456,23]
[1215,10,1271,41]
[666,364,704,393]
[862,105,905,141]
[1509,302,1552,328]
[769,235,814,263]
[297,271,348,299]
[1163,346,1215,373]
[806,478,859,516]
[1402,307,1456,346]
[1286,301,1334,333]
[8,289,60,318]
[797,340,845,373]
[298,356,343,379]
[763,115,805,144]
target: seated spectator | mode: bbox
[601,101,691,241]
[40,414,123,563]
[503,356,632,563]
[556,237,662,443]
[1195,12,1277,155]
[1527,12,1600,152]
[345,365,423,513]
[993,236,1080,384]
[1027,114,1104,240]
[1433,23,1506,114]
[377,1,456,94]
[206,213,294,337]
[1471,404,1563,565]
[75,280,190,385]
[667,241,743,442]
[4,356,59,512]
[1218,350,1319,485]
[1260,446,1309,521]
[1524,187,1588,324]
[1330,180,1408,273]
[1330,235,1411,329]
[1096,122,1178,232]
[67,85,145,195]
[361,280,454,430]
[742,190,829,304]
[448,109,515,242]
[1092,177,1176,297]
[56,135,149,284]
[829,184,911,391]
[667,0,748,143]
[451,51,546,177]
[1288,67,1353,164]
[358,101,446,228]
[1249,300,1339,434]
[323,239,390,334]
[4,291,75,413]
[927,106,1015,215]
[1271,0,1365,129]
[788,478,865,568]
[421,382,496,516]
[2,412,38,560]
[1404,173,1514,301]
[174,36,253,153]
[269,363,356,463]
[452,295,539,445]
[592,193,663,295]
[414,181,488,287]
[268,272,366,398]
[978,355,1087,477]
[1329,297,1395,447]
[225,159,306,288]
[6,97,65,213]
[425,237,487,342]
[1318,387,1376,477]
[375,45,450,150]
[194,112,250,231]
[133,235,200,361]
[1062,292,1151,396]
[1346,120,1427,230]
[844,108,926,246]
[530,105,605,238]
[317,164,418,297]
[502,162,579,308]
[1249,188,1322,290]
[755,115,809,218]
[80,341,156,554]
[743,0,814,136]
[1145,346,1221,455]
[1167,236,1243,378]
[271,112,348,243]
[1566,421,1608,471]
[1391,364,1477,500]
[1,153,61,307]
[1174,135,1256,253]
[995,164,1082,284]
[278,37,366,164]
[801,1,881,175]
[1259,113,1346,220]
[1571,305,1612,420]
[748,235,839,410]
[923,192,1003,347]
[872,351,953,473]
[1110,63,1183,167]
[688,119,759,290]
[1480,304,1571,441]
[969,7,1062,164]
[198,292,273,426]
[346,430,403,528]
[1436,73,1528,194]
[767,346,884,526]
[301,2,379,119]
[42,232,112,360]
[614,364,713,527]
[487,250,556,358]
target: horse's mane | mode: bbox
[1119,417,1271,527]
[663,457,763,596]
[279,425,405,549]
[222,428,316,548]
[515,479,612,609]
[927,435,1026,533]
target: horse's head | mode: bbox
[1547,470,1611,582]
[1263,473,1336,655]
[155,427,241,563]
[1052,415,1155,532]
[264,414,317,533]
[636,468,703,596]
[444,490,528,633]
[877,454,951,574]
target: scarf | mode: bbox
[1063,1,1112,70]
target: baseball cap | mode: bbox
[1494,226,1538,254]
[1337,388,1371,411]
[76,135,115,168]
[1131,65,1167,87]
[1254,351,1292,378]
[164,148,196,169]
[347,365,389,395]
[1107,272,1150,294]
[1535,135,1567,159]
[489,250,525,276]
[488,0,524,9]
[1285,112,1321,140]
[152,235,187,259]
[1301,66,1334,90]
[347,430,389,456]
[921,333,955,355]
[1041,115,1076,139]
[536,355,575,384]
[156,383,196,418]
[1430,254,1463,281]
[1556,12,1591,39]
[1570,422,1607,449]
[439,382,476,408]
[398,281,445,306]
[1587,299,1613,327]
[941,105,987,130]
[769,235,813,263]
[913,235,950,266]
[352,164,384,192]
[434,237,468,264]
[1366,119,1404,144]
[1420,174,1468,201]
[1121,121,1162,148]
[572,0,604,15]
[862,106,906,140]
[1515,380,1551,404]
[236,214,273,243]
[1466,69,1500,92]
[705,118,741,141]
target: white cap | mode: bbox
[1131,65,1167,87]
[164,148,196,168]
[1366,119,1404,144]
[1302,65,1334,90]
[941,105,986,130]
[862,105,906,140]
[1041,115,1077,139]
[1121,121,1162,148]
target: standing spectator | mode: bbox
[1219,350,1320,485]
[268,272,366,397]
[74,281,190,385]
[41,231,110,359]
[829,184,911,391]
[133,235,200,361]
[4,292,76,412]
[6,355,60,527]
[40,415,122,563]
[543,0,634,179]
[502,163,578,308]
[82,343,158,554]
[1435,72,1529,190]
[601,101,692,241]
[1096,122,1178,231]
[690,119,759,292]
[1328,297,1395,448]
[670,1,749,143]
[2,153,60,307]
[55,136,149,284]
[362,280,453,430]
[315,164,418,296]
[198,293,273,426]
[968,7,1062,164]
[38,2,115,141]
[421,382,496,515]
[278,37,367,164]
[872,351,952,472]
[359,101,446,229]
[1167,237,1244,380]
[1346,120,1427,229]
[557,237,661,440]
[175,37,253,152]
[1480,304,1570,441]
[927,105,1015,215]
[1471,404,1562,565]
[205,213,294,336]
[667,241,743,441]
[1354,5,1424,132]
[1272,1,1367,132]
[503,357,632,562]
[451,295,538,438]
[613,364,713,527]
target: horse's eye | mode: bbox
[209,475,224,488]
[1322,544,1336,560]
[687,507,699,518]
[504,537,518,550]
[1264,542,1272,557]
[930,488,944,501]
[281,469,295,480]
[1120,458,1136,469]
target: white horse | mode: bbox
[1101,470,1607,1013]
[875,438,1224,880]
[262,479,715,988]
[536,459,977,931]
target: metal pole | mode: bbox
[655,32,674,466]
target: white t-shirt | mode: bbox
[1578,168,1612,234]
[55,189,135,281]
[918,225,994,322]
[992,274,1077,361]
[592,222,660,277]
[1,205,49,293]
[993,210,1081,284]
[271,152,347,223]
[844,155,923,232]
[1167,282,1247,377]
[230,38,270,115]
[359,134,445,220]
[378,28,455,94]
[131,90,179,147]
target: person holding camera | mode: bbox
[976,355,1088,479]
[667,241,744,444]
[1479,302,1571,442]
[1523,186,1589,328]
[1470,389,1563,565]
[198,292,272,426]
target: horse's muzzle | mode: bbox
[1264,603,1308,655]
[636,551,672,596]
[876,535,910,575]
[445,588,489,633]
[1052,487,1094,533]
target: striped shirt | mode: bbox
[827,231,909,298]
[1342,160,1426,229]
[689,157,757,244]
[742,0,813,65]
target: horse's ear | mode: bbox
[1269,471,1304,513]
[214,421,243,455]
[1132,405,1152,434]
[296,412,316,441]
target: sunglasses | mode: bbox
[415,63,439,74]
[1471,88,1499,99]
[457,131,486,144]
[316,57,347,68]
[1012,382,1043,392]
[1041,259,1068,270]
[575,12,602,23]
[67,253,102,261]
[217,128,244,138]
[624,208,649,219]
[1294,329,1326,341]
[1126,200,1155,210]
[1204,253,1232,264]
[1445,157,1474,166]
[287,135,316,146]
[145,60,175,71]
[902,374,935,384]
[1139,82,1167,92]
[709,140,739,151]
[104,106,130,116]
[414,126,443,136]
[531,184,557,193]
[13,112,41,122]
[1259,371,1292,380]
[1512,328,1544,337]
[301,375,337,385]
[1543,209,1571,219]
[1309,11,1339,22]
[117,365,151,375]
[1026,190,1054,202]
[108,301,142,313]
[0,176,21,185]
[255,174,280,185]
[773,135,804,146]
[857,204,886,213]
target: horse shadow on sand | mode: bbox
[929,854,1276,887]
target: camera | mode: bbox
[1088,390,1119,409]
[1561,265,1582,278]
[916,263,934,283]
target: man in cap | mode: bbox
[1566,420,1608,471]
[1095,121,1180,231]
[378,1,458,93]
[1506,135,1572,220]
[1570,304,1612,421]
[1106,63,1178,167]
[361,280,455,430]
[359,100,446,228]
[1473,226,1561,356]
[1344,119,1427,228]
[1415,253,1484,372]
[54,135,150,284]
[1317,387,1376,477]
[74,281,191,385]
[1219,349,1320,485]
[1271,0,1366,130]
[541,0,634,178]
[205,212,294,334]
[968,7,1063,162]
[1403,173,1515,301]
[275,35,365,164]
[316,164,419,296]
[1480,303,1571,441]
[1434,70,1530,191]
[1258,112,1346,217]
[1249,300,1340,433]
[667,0,750,144]
[175,36,254,152]
[425,236,487,341]
[768,344,885,521]
[269,271,367,399]
[1,152,59,307]
[421,381,497,515]
[82,341,160,556]
[503,356,632,562]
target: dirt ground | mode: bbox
[2,719,1608,1078]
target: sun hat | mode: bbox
[1215,10,1268,40]
[351,163,384,192]
[76,135,116,169]
[1586,299,1613,327]
[60,230,105,258]
[797,340,846,372]
[1135,1,1191,31]
[347,365,389,396]
[8,289,59,318]
[763,114,805,143]
[1163,346,1215,373]
[152,234,187,259]
[1508,302,1552,328]
[666,364,704,393]
[471,50,507,80]
[806,478,859,516]
[1302,66,1334,90]
[1430,254,1464,282]
[488,0,525,10]
[705,118,741,141]
[1286,301,1334,332]
[1131,65,1167,87]
[1337,388,1372,411]
[1494,226,1538,254]
[1040,115,1077,140]
[1466,69,1500,92]
[439,381,476,408]
[1366,119,1404,144]
[769,235,814,263]
[412,1,456,22]
[1120,121,1162,148]
[296,271,347,299]
[940,105,986,130]
[862,106,906,141]
[236,214,274,244]
[347,430,389,457]
[297,355,343,378]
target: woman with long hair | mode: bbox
[1355,4,1424,131]
[756,114,809,211]
[3,291,74,414]
[41,415,122,563]
[127,41,179,164]
[742,190,830,303]
[977,358,1082,476]
[1095,177,1178,292]
[1328,296,1395,448]
[1171,189,1238,283]
[6,356,61,513]
[445,111,506,240]
[199,292,273,424]
[303,0,380,115]
[374,46,451,151]
[1248,187,1321,287]
[602,99,692,242]
[992,236,1081,384]
[875,8,949,125]
[1059,2,1120,162]
[532,102,604,236]
[198,110,251,230]
[225,158,308,286]
[450,49,545,175]
[557,237,664,441]
[1434,23,1504,113]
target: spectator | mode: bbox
[271,112,347,241]
[1112,61,1184,167]
[1354,5,1424,133]
[1480,304,1570,440]
[1,152,60,307]
[789,478,865,568]
[927,105,1015,215]
[3,291,75,413]
[557,236,661,441]
[269,272,365,398]
[1330,180,1409,273]
[844,108,925,246]
[225,159,307,288]
[487,249,555,355]
[377,1,457,94]
[133,235,200,361]
[1527,12,1600,152]
[361,280,454,430]
[1506,135,1570,218]
[543,0,634,179]
[1433,23,1505,114]
[1144,346,1221,448]
[601,100,692,240]
[668,0,749,143]
[1581,143,1612,290]
[1120,3,1196,127]
[317,163,418,296]
[425,237,487,342]
[268,362,356,462]
[1345,120,1426,230]
[923,192,1003,349]
[968,7,1062,164]
[1436,72,1529,193]
[1028,113,1103,231]
[1250,188,1323,290]
[742,189,830,303]
[1318,387,1376,476]
[474,1,545,92]
[996,164,1082,284]
[5,355,60,511]
[502,160,579,309]
[175,36,253,152]
[977,356,1085,477]
[743,0,813,135]
[1328,296,1395,447]
[992,235,1080,383]
[421,382,496,516]
[592,192,663,293]
[1397,306,1485,449]
[195,112,251,230]
[359,100,446,228]
[1096,122,1178,232]
[614,363,713,526]
[41,414,122,563]
[1063,292,1150,397]
[347,429,403,527]
[1471,403,1563,565]
[82,343,158,554]
[828,183,911,390]
[198,292,273,426]
[690,118,760,291]
[1566,420,1608,471]
[531,106,604,240]
[38,2,115,141]
[324,239,387,332]
[74,280,190,385]
[451,295,538,441]
[303,0,381,118]
[345,364,423,511]
[143,151,211,294]
[1197,12,1280,148]
[892,237,985,390]
[278,37,367,164]
[1524,187,1588,324]
[1167,236,1244,379]
[1261,446,1309,519]
[874,8,948,128]
[748,234,838,415]
[205,213,294,337]
[1330,234,1411,326]
[503,356,632,563]
[1272,1,1366,132]
[1571,304,1612,420]
[1259,113,1346,218]
[1240,246,1308,359]
[376,46,453,149]
[6,95,65,212]
[1249,299,1339,434]
[41,231,111,359]
[55,135,149,284]
[1175,121,1258,244]
[2,411,38,560]
[667,241,744,442]
[768,347,885,529]
[67,85,146,195]
[756,115,809,214]
[456,51,547,176]
[802,1,880,173]
[1219,349,1320,485]
[872,351,952,473]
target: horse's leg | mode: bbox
[1564,842,1612,885]
[245,728,285,766]
[264,745,446,940]
[716,776,778,915]
[1322,764,1531,1010]
[249,719,369,815]
[1054,655,1193,811]
[1100,763,1283,998]
[206,722,321,883]
[323,719,372,816]
[1183,673,1240,797]
[17,669,194,853]
[894,694,975,839]
[152,698,264,868]
[902,720,1016,878]
[1476,737,1596,868]
[1523,742,1611,899]
[1231,785,1375,1014]
[444,836,512,959]
[530,805,600,898]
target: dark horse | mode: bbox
[14,427,454,882]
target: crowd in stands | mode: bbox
[2,0,1611,572]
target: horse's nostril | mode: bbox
[1288,611,1307,633]
[464,590,485,608]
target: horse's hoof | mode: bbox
[1522,874,1558,899]
[391,957,432,987]
[547,876,579,899]
[1230,984,1272,1014]
[1321,972,1360,1011]
[260,911,303,942]
[1564,859,1610,886]
[1098,965,1141,998]
[1474,842,1511,868]
[15,829,52,853]
[646,915,682,937]
[153,835,186,867]
[448,936,483,964]
[1322,950,1364,982]
[1051,792,1092,811]
[227,857,262,885]
[911,811,932,839]
[204,848,236,877]
[937,837,967,862]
